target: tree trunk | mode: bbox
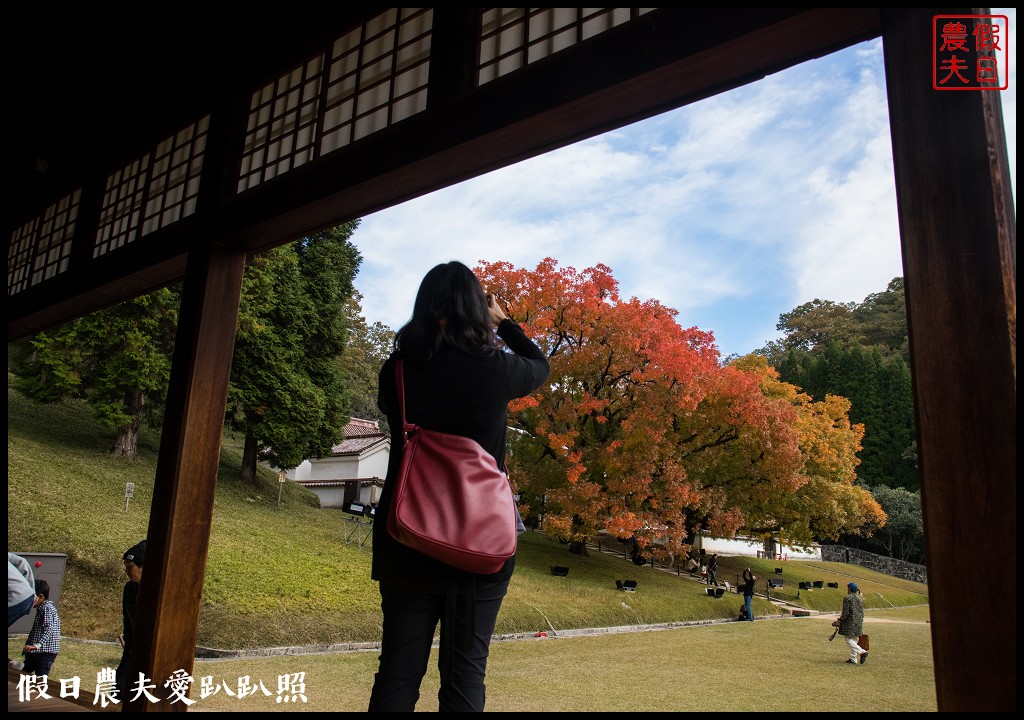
[110,390,144,461]
[568,540,589,556]
[241,429,258,485]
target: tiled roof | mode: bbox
[332,435,388,455]
[294,477,384,488]
[345,418,382,436]
[330,418,389,456]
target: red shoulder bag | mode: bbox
[386,360,518,574]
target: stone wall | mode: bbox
[820,545,927,584]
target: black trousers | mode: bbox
[23,652,57,676]
[368,577,509,712]
[115,647,130,699]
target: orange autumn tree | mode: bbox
[700,355,885,549]
[477,258,883,560]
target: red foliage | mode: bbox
[478,259,880,556]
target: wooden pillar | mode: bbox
[881,8,1015,712]
[124,241,246,711]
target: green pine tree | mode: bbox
[227,222,363,483]
[10,286,180,461]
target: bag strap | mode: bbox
[394,359,418,445]
[395,358,509,476]
[394,358,405,427]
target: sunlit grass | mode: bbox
[11,607,935,712]
[8,378,934,711]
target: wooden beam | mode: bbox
[881,8,1015,711]
[8,8,882,340]
[123,241,246,711]
[219,8,883,250]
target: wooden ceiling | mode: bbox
[7,8,882,340]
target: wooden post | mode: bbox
[881,8,1015,711]
[124,241,246,711]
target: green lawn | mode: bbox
[8,379,934,710]
[9,607,936,712]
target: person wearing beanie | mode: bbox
[833,581,867,664]
[116,540,146,697]
[123,541,146,569]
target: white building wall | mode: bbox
[278,441,390,484]
[289,460,313,482]
[699,535,763,557]
[308,456,358,481]
[359,445,390,480]
[698,535,821,561]
[777,544,821,561]
[275,441,390,508]
[312,487,347,508]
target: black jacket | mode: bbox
[371,319,549,591]
[121,580,139,650]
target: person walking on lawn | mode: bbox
[833,582,868,664]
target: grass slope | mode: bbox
[7,380,928,652]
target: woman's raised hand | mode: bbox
[486,294,507,326]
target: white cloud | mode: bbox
[353,24,1016,359]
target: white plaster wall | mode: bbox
[312,487,347,508]
[287,460,313,482]
[698,535,821,561]
[307,456,358,481]
[273,442,390,483]
[359,444,390,479]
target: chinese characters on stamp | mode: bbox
[933,14,1009,90]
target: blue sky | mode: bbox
[351,13,1016,359]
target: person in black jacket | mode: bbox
[368,261,550,713]
[116,540,145,699]
[741,567,757,621]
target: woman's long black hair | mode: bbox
[394,261,497,362]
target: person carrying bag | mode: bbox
[835,582,868,664]
[368,261,550,713]
[387,358,520,574]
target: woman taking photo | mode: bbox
[741,567,757,622]
[368,261,550,712]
